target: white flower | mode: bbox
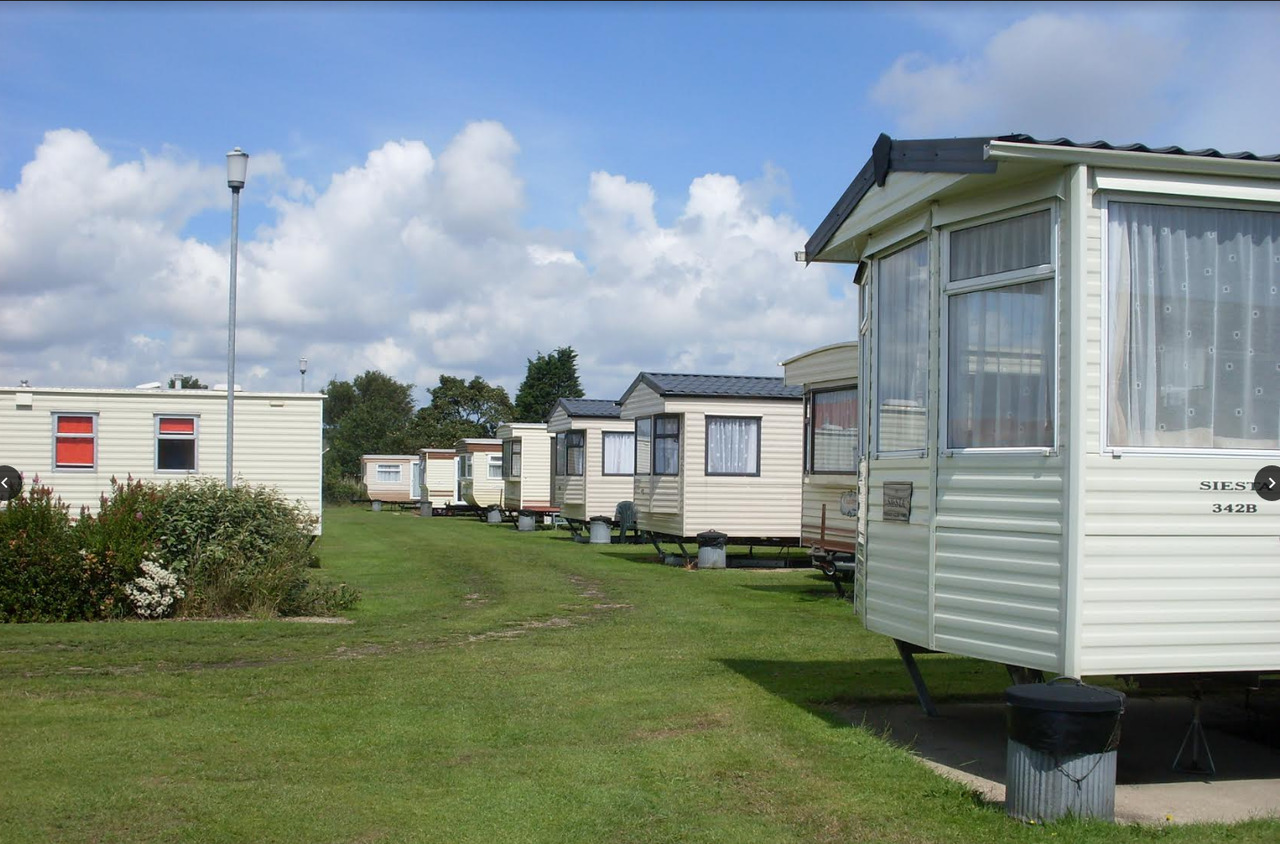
[124,554,185,619]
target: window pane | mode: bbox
[158,417,195,435]
[635,418,652,474]
[707,417,759,474]
[376,464,401,482]
[488,457,503,479]
[603,432,635,475]
[158,438,196,471]
[55,437,94,467]
[1108,202,1280,449]
[655,416,680,436]
[812,389,859,471]
[948,280,1055,447]
[951,210,1052,281]
[876,241,930,452]
[56,415,94,435]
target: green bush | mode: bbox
[322,465,366,505]
[154,477,357,618]
[0,487,123,622]
[0,478,358,622]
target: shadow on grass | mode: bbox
[723,658,1280,787]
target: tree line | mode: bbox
[323,347,583,487]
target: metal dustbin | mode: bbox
[486,507,503,524]
[371,500,382,512]
[696,530,728,569]
[1005,681,1125,823]
[588,516,612,544]
[420,500,432,518]
[517,511,536,532]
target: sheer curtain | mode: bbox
[812,389,858,471]
[1109,202,1279,449]
[948,280,1054,447]
[603,432,635,475]
[876,241,931,452]
[707,417,759,474]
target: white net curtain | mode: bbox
[706,417,759,474]
[1108,202,1280,450]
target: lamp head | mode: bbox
[226,147,249,190]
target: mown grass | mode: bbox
[1,507,1276,843]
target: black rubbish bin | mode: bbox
[1004,680,1125,823]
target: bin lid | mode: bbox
[1004,682,1125,713]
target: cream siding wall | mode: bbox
[421,452,459,506]
[1,388,323,531]
[800,476,860,552]
[497,424,552,508]
[620,384,683,535]
[1077,176,1280,674]
[622,387,802,539]
[784,342,860,553]
[457,442,503,508]
[362,455,418,502]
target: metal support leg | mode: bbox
[894,639,939,718]
[1173,691,1216,776]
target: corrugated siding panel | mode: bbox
[862,457,934,643]
[584,421,635,519]
[521,432,552,507]
[782,344,860,388]
[801,475,859,551]
[0,391,323,529]
[1080,459,1280,674]
[424,459,458,505]
[679,399,803,538]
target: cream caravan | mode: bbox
[803,133,1280,693]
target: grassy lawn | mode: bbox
[1,507,1275,843]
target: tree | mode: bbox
[411,375,513,447]
[168,375,206,389]
[513,347,584,423]
[323,371,416,479]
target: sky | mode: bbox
[2,1,1278,406]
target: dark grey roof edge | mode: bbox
[552,397,622,419]
[804,133,1280,262]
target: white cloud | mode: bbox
[872,13,1185,140]
[0,123,849,402]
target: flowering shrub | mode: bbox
[0,478,357,623]
[123,555,185,619]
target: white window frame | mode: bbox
[872,237,931,459]
[1100,191,1280,458]
[155,415,199,473]
[705,415,761,477]
[565,430,585,477]
[940,203,1060,455]
[375,463,402,483]
[487,454,503,479]
[52,412,98,471]
[503,438,522,478]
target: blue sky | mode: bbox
[2,1,1278,403]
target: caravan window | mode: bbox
[375,464,401,483]
[634,418,652,474]
[156,416,198,472]
[1107,201,1279,451]
[503,439,522,477]
[945,208,1056,450]
[488,455,503,479]
[555,433,568,476]
[875,240,930,455]
[810,388,859,473]
[53,414,96,469]
[566,431,585,476]
[706,416,760,476]
[653,415,680,475]
[602,431,635,475]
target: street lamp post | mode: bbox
[299,356,308,392]
[226,147,249,488]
